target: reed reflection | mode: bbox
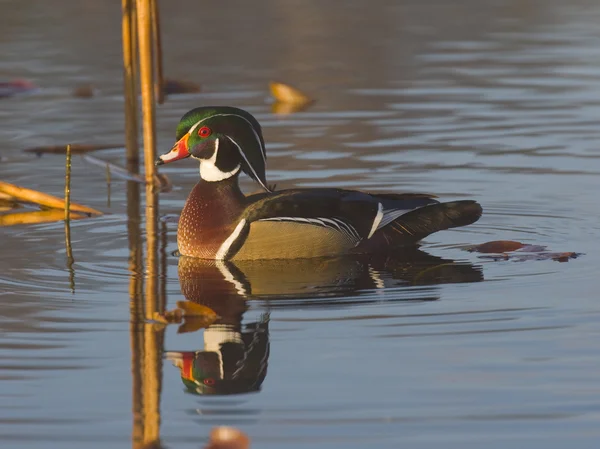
[164,249,483,396]
[128,179,165,449]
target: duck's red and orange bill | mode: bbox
[156,134,190,165]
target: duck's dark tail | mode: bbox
[380,200,482,244]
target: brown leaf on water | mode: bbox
[271,101,312,115]
[205,426,250,449]
[0,209,87,227]
[155,301,219,334]
[176,301,219,333]
[467,240,581,262]
[23,144,122,156]
[270,81,314,105]
[162,78,201,95]
[175,301,218,318]
[72,84,95,98]
[468,240,525,253]
[552,252,579,262]
[0,181,102,216]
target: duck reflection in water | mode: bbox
[165,248,483,395]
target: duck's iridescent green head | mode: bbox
[157,106,269,191]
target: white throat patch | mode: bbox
[199,138,241,182]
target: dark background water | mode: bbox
[1,0,600,448]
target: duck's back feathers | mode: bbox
[366,200,482,251]
[222,189,478,260]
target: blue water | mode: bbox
[1,0,600,448]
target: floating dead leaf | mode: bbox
[0,209,87,227]
[162,78,201,95]
[271,101,312,115]
[154,301,219,334]
[468,240,526,253]
[467,240,581,262]
[153,309,183,324]
[176,301,218,318]
[72,84,95,98]
[23,144,122,156]
[478,252,580,262]
[0,181,102,216]
[205,426,250,449]
[269,81,314,109]
[552,252,579,262]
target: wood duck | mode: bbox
[157,106,482,260]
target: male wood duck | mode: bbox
[157,106,482,260]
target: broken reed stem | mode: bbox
[150,0,165,105]
[136,0,157,185]
[0,181,101,215]
[122,0,140,173]
[106,162,112,208]
[64,144,72,221]
[64,144,75,293]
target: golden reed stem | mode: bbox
[122,0,140,173]
[136,0,157,185]
[0,182,101,216]
[150,0,165,105]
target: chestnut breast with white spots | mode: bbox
[177,180,246,259]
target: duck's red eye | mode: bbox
[198,126,211,138]
[203,378,215,386]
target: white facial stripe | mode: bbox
[199,138,241,182]
[226,136,270,192]
[216,219,247,260]
[368,203,384,239]
[187,113,266,163]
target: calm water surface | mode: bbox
[1,0,600,448]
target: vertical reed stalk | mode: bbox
[64,144,75,293]
[127,179,144,449]
[136,0,157,185]
[150,0,165,105]
[143,185,161,447]
[159,220,167,311]
[122,0,140,173]
[106,163,112,208]
[64,144,72,222]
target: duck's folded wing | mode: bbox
[222,189,438,260]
